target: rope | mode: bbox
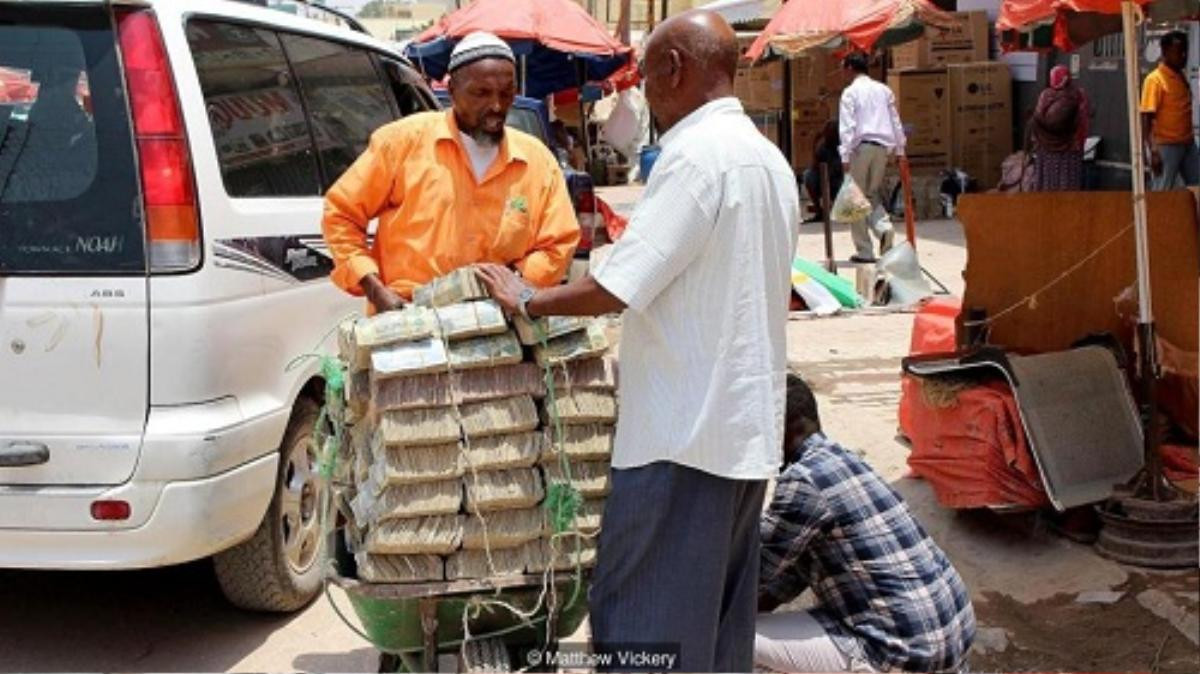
[961,221,1135,331]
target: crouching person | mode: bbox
[756,375,976,672]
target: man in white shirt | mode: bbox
[476,10,799,671]
[838,52,907,263]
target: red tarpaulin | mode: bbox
[746,0,955,60]
[899,299,1052,510]
[415,0,628,57]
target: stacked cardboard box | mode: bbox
[947,62,1012,189]
[789,50,843,172]
[338,268,614,583]
[887,69,952,174]
[886,11,1012,189]
[890,11,990,70]
[735,58,784,112]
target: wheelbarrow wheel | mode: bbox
[460,637,512,672]
[378,653,403,673]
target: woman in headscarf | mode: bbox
[1032,65,1091,190]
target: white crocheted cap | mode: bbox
[449,31,515,72]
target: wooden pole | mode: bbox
[900,156,917,250]
[617,0,631,45]
[820,163,835,273]
[1120,0,1162,499]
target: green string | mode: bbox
[535,320,582,533]
[316,355,347,480]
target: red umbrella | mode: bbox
[551,58,641,107]
[997,0,1151,50]
[745,0,956,60]
[414,0,628,57]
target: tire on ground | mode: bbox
[214,397,325,612]
[460,637,512,672]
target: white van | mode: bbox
[0,0,437,611]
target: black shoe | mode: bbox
[804,210,825,224]
[849,254,877,264]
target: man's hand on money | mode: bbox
[474,263,527,318]
[360,273,406,313]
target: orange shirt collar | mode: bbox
[435,108,529,168]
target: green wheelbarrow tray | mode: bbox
[330,571,590,657]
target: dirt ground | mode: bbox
[972,572,1199,674]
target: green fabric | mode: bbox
[792,256,863,309]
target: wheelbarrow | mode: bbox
[329,568,590,672]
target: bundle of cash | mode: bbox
[334,265,621,584]
[413,266,489,307]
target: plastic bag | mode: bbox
[831,176,873,223]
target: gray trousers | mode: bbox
[589,461,768,672]
[1154,141,1200,190]
[848,143,895,258]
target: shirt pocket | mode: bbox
[490,202,535,260]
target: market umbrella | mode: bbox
[552,58,641,107]
[404,0,632,100]
[746,1,958,263]
[744,0,958,59]
[997,0,1149,50]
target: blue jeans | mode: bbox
[1154,141,1199,190]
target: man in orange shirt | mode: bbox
[1140,31,1197,190]
[322,32,580,312]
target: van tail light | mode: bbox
[91,500,132,521]
[574,188,597,255]
[117,9,200,272]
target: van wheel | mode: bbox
[215,397,325,612]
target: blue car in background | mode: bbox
[434,91,601,281]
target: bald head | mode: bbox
[642,10,739,133]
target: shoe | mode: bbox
[879,230,895,255]
[803,213,824,224]
[849,254,877,264]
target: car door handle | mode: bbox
[0,442,50,467]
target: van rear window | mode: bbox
[0,5,144,274]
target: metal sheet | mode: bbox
[904,345,1144,510]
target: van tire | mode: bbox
[214,397,324,612]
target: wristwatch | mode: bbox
[516,286,537,320]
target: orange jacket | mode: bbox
[322,110,580,303]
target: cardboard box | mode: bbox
[890,11,990,69]
[948,62,1012,188]
[904,153,952,176]
[748,111,781,147]
[790,97,838,171]
[736,59,783,111]
[789,51,843,101]
[888,69,951,155]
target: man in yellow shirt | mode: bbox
[322,31,580,312]
[1140,31,1197,190]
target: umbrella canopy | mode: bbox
[405,0,632,100]
[552,58,641,106]
[997,0,1154,50]
[746,0,956,60]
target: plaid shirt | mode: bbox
[760,434,976,672]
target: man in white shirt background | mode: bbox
[838,52,907,263]
[476,9,799,671]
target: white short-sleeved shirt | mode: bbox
[592,97,800,480]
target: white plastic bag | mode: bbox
[600,89,649,162]
[831,176,873,223]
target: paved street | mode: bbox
[0,188,1195,672]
